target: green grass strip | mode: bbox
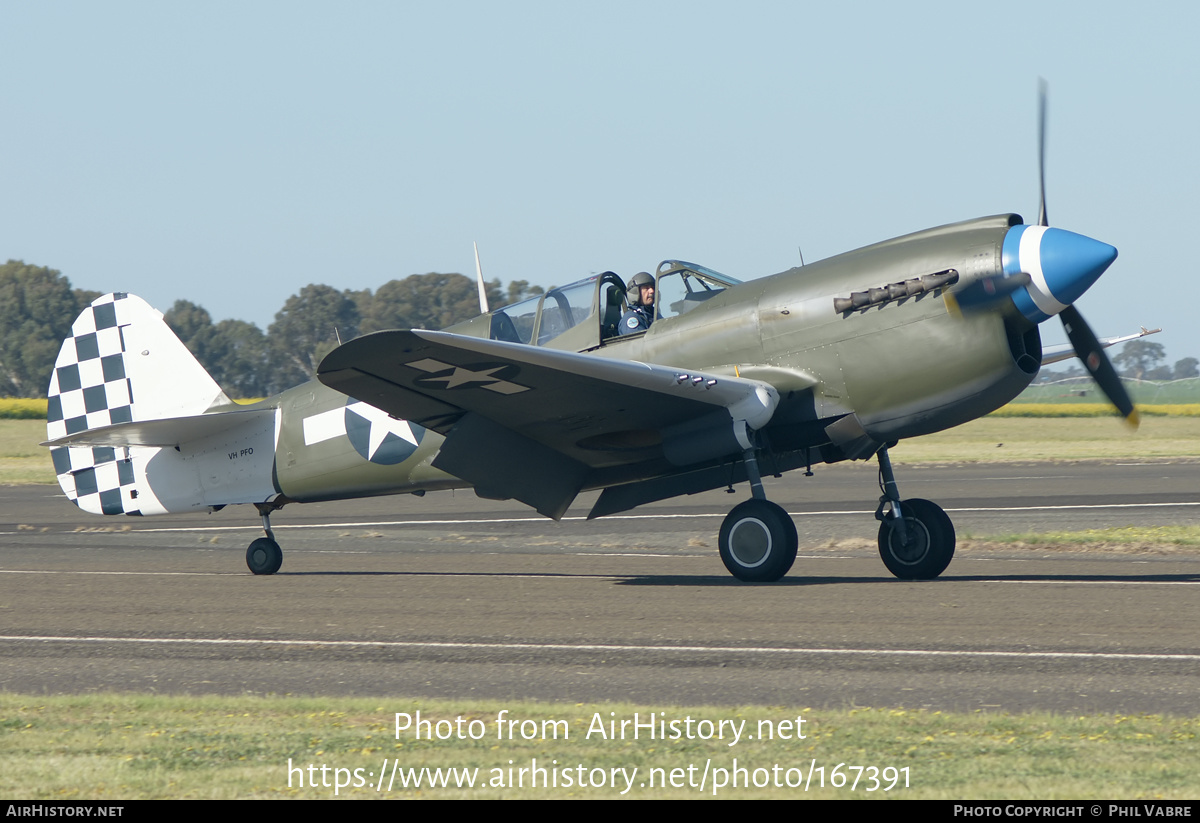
[3,694,1199,799]
[992,403,1200,417]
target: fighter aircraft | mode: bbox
[42,90,1145,582]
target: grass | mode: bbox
[2,695,1198,799]
[992,403,1200,417]
[0,419,57,484]
[895,416,1200,463]
[958,525,1200,554]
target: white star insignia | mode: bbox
[424,365,507,388]
[405,358,529,394]
[347,401,418,460]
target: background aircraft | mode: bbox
[42,92,1141,582]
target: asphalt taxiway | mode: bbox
[2,459,1198,713]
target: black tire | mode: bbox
[246,537,283,575]
[718,499,798,582]
[877,498,955,579]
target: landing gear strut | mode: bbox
[874,447,955,579]
[246,502,284,575]
[717,447,798,582]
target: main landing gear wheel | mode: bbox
[719,499,798,582]
[246,537,283,575]
[877,498,954,580]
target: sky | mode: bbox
[3,1,1197,365]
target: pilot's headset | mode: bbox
[626,272,654,306]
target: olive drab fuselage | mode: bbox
[267,214,1039,506]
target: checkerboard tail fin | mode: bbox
[45,293,235,515]
[46,293,230,432]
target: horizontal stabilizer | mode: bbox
[42,408,277,449]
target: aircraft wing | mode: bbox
[1041,326,1161,367]
[318,330,778,518]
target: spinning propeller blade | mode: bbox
[1038,78,1049,228]
[1036,81,1138,427]
[1060,305,1139,427]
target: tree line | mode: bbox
[0,259,542,398]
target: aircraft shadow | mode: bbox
[278,570,1200,586]
[617,571,1200,587]
[279,570,883,585]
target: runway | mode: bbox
[2,459,1198,714]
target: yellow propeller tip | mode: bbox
[1124,409,1141,430]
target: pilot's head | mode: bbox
[628,272,655,307]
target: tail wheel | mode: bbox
[718,499,798,582]
[877,498,955,579]
[246,537,283,575]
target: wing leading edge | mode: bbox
[318,330,779,518]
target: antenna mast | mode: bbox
[474,241,489,314]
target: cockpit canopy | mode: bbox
[653,260,740,323]
[450,261,741,352]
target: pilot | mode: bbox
[619,272,655,335]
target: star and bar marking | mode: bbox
[302,401,424,465]
[406,358,529,395]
